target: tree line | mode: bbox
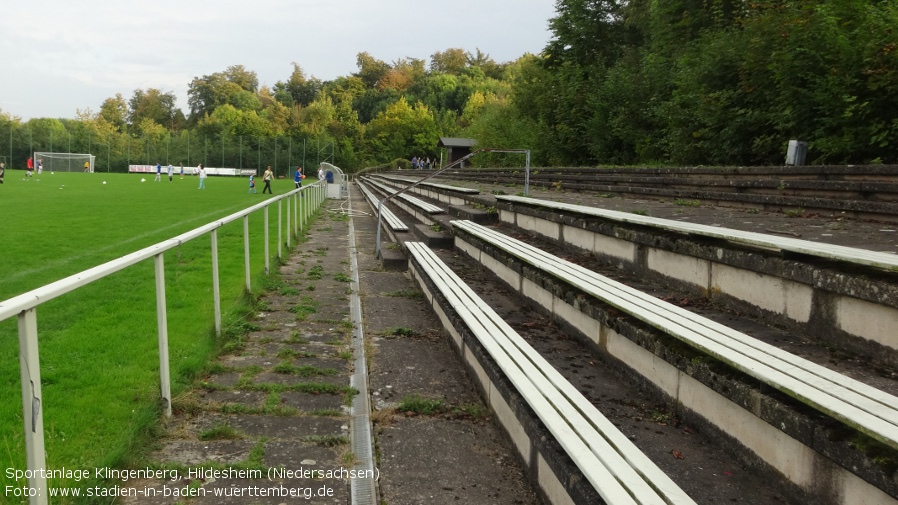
[520,0,898,166]
[2,0,895,172]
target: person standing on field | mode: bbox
[179,163,184,179]
[294,166,303,189]
[248,174,257,194]
[262,166,274,194]
[0,162,5,184]
[167,164,174,182]
[197,164,207,189]
[36,158,43,174]
[26,156,33,177]
[155,162,162,182]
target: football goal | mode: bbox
[33,152,97,173]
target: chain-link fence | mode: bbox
[1,122,336,178]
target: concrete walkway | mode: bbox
[123,203,356,503]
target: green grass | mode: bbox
[199,424,244,441]
[0,171,321,499]
[673,198,701,207]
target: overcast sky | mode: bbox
[0,0,557,121]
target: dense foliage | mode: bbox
[528,0,898,165]
[1,0,895,170]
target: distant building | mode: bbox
[437,137,477,168]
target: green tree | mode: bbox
[223,64,259,93]
[128,88,183,132]
[188,73,244,123]
[273,63,323,108]
[545,0,632,71]
[463,98,541,166]
[365,97,439,162]
[99,94,128,132]
[467,48,505,79]
[28,118,68,153]
[430,48,468,75]
[354,52,390,89]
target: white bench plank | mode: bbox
[407,241,696,505]
[452,220,898,451]
[356,181,409,231]
[364,178,445,214]
[495,195,898,272]
[379,175,480,194]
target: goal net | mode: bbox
[33,152,97,173]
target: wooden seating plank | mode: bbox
[407,241,696,505]
[495,195,898,272]
[451,220,898,451]
[378,174,480,194]
[356,181,408,231]
[363,178,445,214]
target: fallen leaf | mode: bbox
[671,450,685,460]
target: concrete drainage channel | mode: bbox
[347,198,378,505]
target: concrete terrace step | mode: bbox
[421,166,898,222]
[450,218,898,504]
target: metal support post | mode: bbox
[154,254,172,417]
[18,308,48,505]
[277,200,283,260]
[525,151,531,196]
[264,206,270,275]
[211,229,222,336]
[243,216,251,291]
[375,200,384,258]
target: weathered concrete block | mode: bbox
[712,263,813,323]
[537,454,576,505]
[648,248,710,289]
[836,296,898,350]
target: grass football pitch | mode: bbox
[0,170,314,497]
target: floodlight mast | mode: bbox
[374,148,531,259]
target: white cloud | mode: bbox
[0,0,556,120]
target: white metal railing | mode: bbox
[0,180,325,505]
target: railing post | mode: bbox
[211,229,222,336]
[277,200,283,260]
[375,200,384,259]
[525,151,531,197]
[294,191,300,234]
[264,206,270,275]
[18,308,48,505]
[154,254,172,417]
[286,196,292,248]
[243,216,251,291]
[300,187,305,232]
